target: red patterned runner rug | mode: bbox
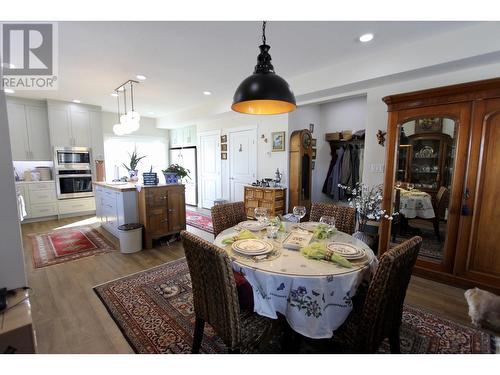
[94,258,497,354]
[186,210,214,234]
[30,225,116,268]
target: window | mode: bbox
[104,135,168,181]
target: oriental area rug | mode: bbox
[30,225,116,268]
[94,258,497,354]
[185,210,214,234]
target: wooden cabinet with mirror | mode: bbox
[380,77,500,294]
[289,129,313,215]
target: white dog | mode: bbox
[464,287,500,331]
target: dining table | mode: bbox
[214,222,377,339]
[398,188,435,219]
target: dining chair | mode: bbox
[180,230,271,353]
[309,202,356,235]
[330,236,422,353]
[211,201,247,237]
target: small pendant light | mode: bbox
[232,21,296,115]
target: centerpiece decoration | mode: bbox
[122,147,146,181]
[339,182,398,246]
[162,164,191,184]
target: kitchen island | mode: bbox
[94,182,186,249]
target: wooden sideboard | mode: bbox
[244,186,286,218]
[138,184,186,249]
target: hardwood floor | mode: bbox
[20,215,484,354]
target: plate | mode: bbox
[327,242,366,260]
[298,222,322,232]
[232,239,273,256]
[238,220,267,231]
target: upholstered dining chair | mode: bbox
[330,236,422,353]
[180,230,271,353]
[211,201,247,237]
[309,202,356,235]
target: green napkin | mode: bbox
[300,242,352,268]
[313,224,336,240]
[222,229,257,245]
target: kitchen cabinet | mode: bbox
[138,184,186,249]
[6,99,51,161]
[47,100,101,148]
[170,125,197,147]
[16,181,58,220]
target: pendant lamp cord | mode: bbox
[116,91,120,121]
[262,21,267,45]
[123,86,127,115]
[130,81,135,111]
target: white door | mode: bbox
[199,132,221,209]
[229,128,257,202]
[25,106,51,160]
[6,102,30,160]
[70,108,91,147]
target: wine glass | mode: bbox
[254,207,269,225]
[319,215,336,229]
[293,206,307,222]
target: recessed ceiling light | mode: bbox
[203,91,212,96]
[111,92,119,97]
[148,111,155,115]
[72,99,81,103]
[359,33,374,43]
[4,88,15,94]
[136,74,147,81]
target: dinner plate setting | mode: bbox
[236,220,268,232]
[232,239,274,256]
[326,242,366,260]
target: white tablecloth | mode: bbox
[214,223,377,339]
[399,189,435,219]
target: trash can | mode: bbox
[117,223,143,254]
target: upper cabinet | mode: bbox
[170,125,197,148]
[6,99,51,161]
[47,100,102,149]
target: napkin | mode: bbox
[300,242,352,268]
[222,229,257,245]
[313,224,337,240]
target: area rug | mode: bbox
[186,210,214,234]
[94,258,497,354]
[31,225,116,268]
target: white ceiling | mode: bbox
[10,21,477,122]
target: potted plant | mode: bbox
[122,147,146,181]
[339,182,398,247]
[162,164,190,184]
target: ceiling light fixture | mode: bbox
[72,99,81,103]
[4,88,15,94]
[232,21,296,115]
[113,79,141,135]
[136,74,147,81]
[203,91,212,96]
[359,33,374,43]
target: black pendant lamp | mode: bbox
[232,21,296,115]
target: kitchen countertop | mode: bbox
[93,181,184,192]
[15,180,55,184]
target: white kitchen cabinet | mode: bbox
[170,125,197,148]
[89,110,104,161]
[57,197,95,215]
[17,181,58,220]
[6,99,51,161]
[47,100,100,148]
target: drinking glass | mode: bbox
[254,207,269,225]
[293,206,307,222]
[267,217,280,239]
[319,215,336,229]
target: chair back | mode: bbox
[435,186,449,220]
[180,230,241,349]
[356,236,422,352]
[211,201,247,237]
[309,202,356,234]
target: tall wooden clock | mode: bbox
[289,129,313,215]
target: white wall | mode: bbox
[0,91,27,290]
[196,112,288,201]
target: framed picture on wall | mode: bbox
[309,123,315,133]
[312,138,317,147]
[271,131,286,152]
[312,161,315,170]
[221,134,227,143]
[221,152,227,160]
[312,148,317,159]
[221,143,227,152]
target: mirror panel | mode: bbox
[393,117,457,261]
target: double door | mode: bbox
[381,78,500,294]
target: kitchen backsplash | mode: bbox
[13,160,54,181]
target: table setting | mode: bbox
[396,185,435,219]
[214,207,377,339]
